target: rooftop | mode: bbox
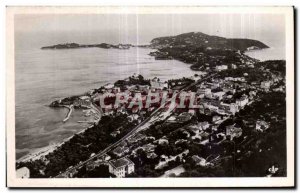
[16,167,30,178]
[112,146,129,155]
[109,157,134,169]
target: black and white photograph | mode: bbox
[6,6,294,188]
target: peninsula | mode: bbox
[149,32,268,70]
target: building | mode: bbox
[198,121,210,130]
[86,158,110,171]
[198,88,212,98]
[212,91,225,100]
[225,77,234,81]
[212,115,222,122]
[112,87,121,93]
[154,138,169,145]
[132,143,157,158]
[236,96,249,108]
[191,155,207,166]
[112,146,129,157]
[177,112,192,123]
[137,85,150,92]
[256,120,270,132]
[128,114,140,122]
[261,81,271,91]
[74,96,91,107]
[166,115,177,123]
[140,143,156,153]
[205,88,212,98]
[103,108,114,116]
[16,167,30,178]
[230,64,237,69]
[188,109,196,116]
[127,133,146,144]
[234,77,246,82]
[215,65,228,71]
[147,152,158,159]
[225,124,243,140]
[108,157,135,178]
[218,102,239,115]
[211,124,219,131]
[228,103,239,114]
[249,90,257,98]
[188,124,201,133]
[110,130,120,137]
[190,74,202,81]
[150,77,168,90]
[104,83,114,89]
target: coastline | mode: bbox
[17,143,61,163]
[17,123,94,163]
[244,47,285,61]
[16,47,270,164]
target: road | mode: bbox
[56,73,216,178]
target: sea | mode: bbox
[15,32,286,160]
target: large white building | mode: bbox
[16,167,30,178]
[108,157,135,178]
[215,65,228,71]
[256,120,270,132]
[225,124,243,140]
[236,96,249,108]
[261,81,272,91]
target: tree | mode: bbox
[76,164,111,178]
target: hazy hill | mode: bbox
[150,32,268,51]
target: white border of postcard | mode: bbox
[6,6,294,188]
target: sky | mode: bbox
[15,13,286,48]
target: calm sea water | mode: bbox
[245,47,286,61]
[15,32,285,159]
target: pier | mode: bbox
[63,105,74,122]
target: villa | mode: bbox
[108,157,135,178]
[112,146,129,157]
[16,167,30,179]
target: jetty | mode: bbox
[63,105,74,122]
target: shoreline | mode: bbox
[17,123,94,163]
[16,143,61,163]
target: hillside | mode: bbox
[150,32,268,51]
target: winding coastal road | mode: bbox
[56,73,216,178]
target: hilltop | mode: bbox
[149,32,269,71]
[150,32,268,51]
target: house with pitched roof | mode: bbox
[225,124,243,140]
[256,120,270,132]
[112,146,129,157]
[108,157,135,178]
